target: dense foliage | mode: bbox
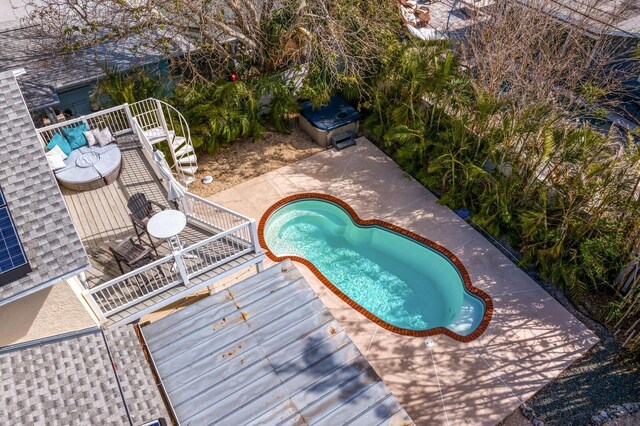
[94,67,171,106]
[171,76,299,153]
[363,42,640,299]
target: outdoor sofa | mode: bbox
[45,123,122,191]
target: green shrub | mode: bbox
[93,66,171,106]
[171,76,298,153]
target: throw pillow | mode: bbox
[45,146,66,170]
[46,133,72,156]
[48,144,68,160]
[84,130,98,146]
[96,127,115,147]
[62,123,89,150]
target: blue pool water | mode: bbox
[263,199,486,336]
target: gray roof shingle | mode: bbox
[104,326,171,425]
[0,328,128,424]
[0,70,89,305]
[0,326,170,425]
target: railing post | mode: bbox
[173,252,190,285]
[124,103,134,130]
[36,132,47,151]
[156,99,170,137]
[82,290,108,323]
[249,219,264,273]
[179,194,191,217]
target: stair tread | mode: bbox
[178,165,198,175]
[175,145,194,156]
[177,155,198,164]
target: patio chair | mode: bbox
[127,193,165,255]
[108,237,155,274]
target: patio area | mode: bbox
[207,137,600,425]
[60,133,262,325]
[62,134,204,287]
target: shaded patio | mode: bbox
[207,137,600,425]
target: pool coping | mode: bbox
[257,192,494,343]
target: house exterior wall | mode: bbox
[0,280,97,347]
[55,59,172,119]
[57,84,95,117]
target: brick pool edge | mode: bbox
[258,192,493,343]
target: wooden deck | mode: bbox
[62,134,215,289]
[61,134,264,325]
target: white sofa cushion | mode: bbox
[84,129,98,146]
[45,145,67,170]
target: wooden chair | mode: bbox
[127,193,165,255]
[108,237,155,274]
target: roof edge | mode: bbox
[0,263,91,307]
[0,326,99,354]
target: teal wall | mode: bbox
[56,59,172,118]
[56,84,96,117]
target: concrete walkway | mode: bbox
[209,137,599,425]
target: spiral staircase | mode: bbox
[129,99,198,185]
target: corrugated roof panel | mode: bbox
[141,260,414,426]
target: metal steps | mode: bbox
[175,144,194,157]
[177,155,198,165]
[178,165,198,175]
[143,128,174,144]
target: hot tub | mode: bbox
[299,96,360,147]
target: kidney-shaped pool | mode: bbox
[259,194,493,342]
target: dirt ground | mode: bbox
[189,121,326,198]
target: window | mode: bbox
[0,186,31,285]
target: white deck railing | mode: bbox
[36,104,133,147]
[84,220,256,321]
[129,99,164,136]
[37,101,263,323]
[84,255,182,320]
[180,192,254,234]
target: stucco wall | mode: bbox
[0,280,97,347]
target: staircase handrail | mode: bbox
[129,98,193,152]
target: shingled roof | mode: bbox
[0,27,186,111]
[0,70,89,305]
[0,325,170,424]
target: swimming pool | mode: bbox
[259,194,493,342]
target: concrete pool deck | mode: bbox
[208,137,599,425]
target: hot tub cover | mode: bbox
[299,95,360,131]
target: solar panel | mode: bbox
[0,186,30,285]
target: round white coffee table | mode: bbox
[147,209,187,252]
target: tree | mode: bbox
[24,0,400,99]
